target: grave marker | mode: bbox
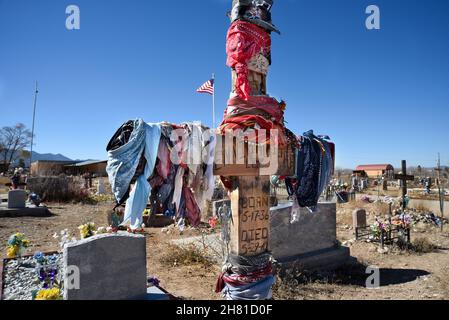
[63,233,147,300]
[394,160,414,210]
[7,190,26,209]
[229,176,271,256]
[352,208,367,230]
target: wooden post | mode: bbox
[401,161,407,208]
[213,1,293,300]
[394,160,414,211]
[230,176,271,256]
[221,65,275,258]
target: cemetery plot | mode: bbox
[0,200,448,300]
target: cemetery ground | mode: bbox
[1,199,449,300]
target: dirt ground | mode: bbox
[1,200,448,300]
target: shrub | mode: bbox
[160,244,213,268]
[27,176,91,203]
[411,237,437,254]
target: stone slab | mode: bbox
[212,199,231,217]
[353,209,367,229]
[270,202,338,259]
[273,246,351,271]
[146,286,171,300]
[64,232,147,300]
[0,205,52,218]
[7,190,26,208]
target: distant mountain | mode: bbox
[30,152,72,162]
[13,151,73,167]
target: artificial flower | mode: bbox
[78,222,96,239]
[33,252,46,264]
[35,288,62,300]
[208,217,218,229]
[7,246,18,258]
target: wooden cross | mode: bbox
[394,160,414,210]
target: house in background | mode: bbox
[64,160,108,177]
[355,164,395,179]
[31,160,107,177]
[30,160,77,176]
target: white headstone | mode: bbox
[97,178,106,195]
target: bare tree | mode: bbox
[0,123,33,168]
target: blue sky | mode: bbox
[0,0,448,169]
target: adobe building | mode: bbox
[31,160,107,177]
[30,160,76,176]
[64,160,107,177]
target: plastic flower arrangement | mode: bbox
[6,233,30,258]
[391,213,412,229]
[78,222,96,239]
[52,229,78,251]
[33,252,60,290]
[33,251,46,264]
[95,226,108,234]
[370,218,391,238]
[35,288,62,300]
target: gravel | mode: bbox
[2,253,63,300]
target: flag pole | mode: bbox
[212,73,216,128]
[30,81,39,169]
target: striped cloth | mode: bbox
[196,79,214,95]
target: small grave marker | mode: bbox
[7,190,26,209]
[353,209,367,230]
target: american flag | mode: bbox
[196,79,214,95]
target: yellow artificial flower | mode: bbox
[35,288,62,300]
[7,246,18,258]
[78,222,96,239]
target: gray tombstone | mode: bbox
[213,199,231,217]
[352,208,367,230]
[7,190,26,208]
[270,202,349,270]
[270,203,338,257]
[63,232,147,300]
[361,179,368,190]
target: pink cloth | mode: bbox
[226,21,271,100]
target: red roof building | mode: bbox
[355,164,394,178]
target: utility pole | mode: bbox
[30,81,39,171]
